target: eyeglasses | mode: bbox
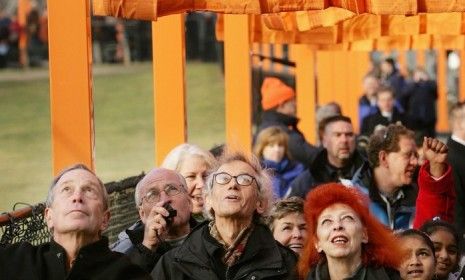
[140,184,184,205]
[213,172,256,187]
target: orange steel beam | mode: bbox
[224,14,252,152]
[436,49,448,132]
[293,45,317,144]
[48,0,94,175]
[152,15,187,165]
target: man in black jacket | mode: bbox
[255,77,318,166]
[152,149,298,279]
[111,167,195,272]
[448,101,465,250]
[0,164,150,280]
[360,86,407,136]
[289,115,366,198]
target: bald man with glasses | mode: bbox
[111,168,195,272]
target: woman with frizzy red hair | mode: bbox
[298,183,402,280]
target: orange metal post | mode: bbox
[152,15,187,165]
[436,49,448,132]
[460,50,465,102]
[348,51,370,133]
[293,45,317,144]
[316,51,334,106]
[18,0,30,67]
[48,0,94,174]
[224,14,252,152]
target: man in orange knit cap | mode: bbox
[255,77,318,166]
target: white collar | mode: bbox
[451,134,465,146]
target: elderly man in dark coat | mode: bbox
[0,164,150,280]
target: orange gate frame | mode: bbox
[46,0,459,174]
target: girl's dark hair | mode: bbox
[398,229,436,256]
[420,219,460,248]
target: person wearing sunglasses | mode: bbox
[152,148,298,279]
[111,168,194,272]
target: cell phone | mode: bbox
[163,202,177,226]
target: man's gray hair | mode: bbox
[45,163,109,210]
[204,148,275,220]
[134,168,187,206]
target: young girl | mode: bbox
[397,229,436,280]
[420,219,461,280]
[253,126,304,198]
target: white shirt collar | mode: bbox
[451,134,465,146]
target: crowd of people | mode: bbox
[1,59,465,280]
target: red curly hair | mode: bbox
[297,183,403,278]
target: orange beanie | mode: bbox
[261,77,295,110]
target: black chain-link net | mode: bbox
[0,173,145,246]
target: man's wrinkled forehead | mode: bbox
[56,168,100,187]
[140,168,183,190]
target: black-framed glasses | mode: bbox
[213,172,256,187]
[141,184,183,205]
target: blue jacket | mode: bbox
[262,158,304,198]
[348,163,417,230]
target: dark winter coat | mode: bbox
[288,149,367,199]
[400,80,437,137]
[0,237,151,280]
[305,261,401,280]
[256,111,318,166]
[151,222,298,280]
[358,95,378,129]
[447,136,465,250]
[111,217,199,272]
[360,108,407,136]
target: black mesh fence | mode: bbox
[0,173,145,246]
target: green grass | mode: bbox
[0,62,225,212]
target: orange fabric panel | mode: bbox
[381,15,420,36]
[365,0,417,15]
[93,0,465,21]
[427,13,462,35]
[418,0,465,13]
[342,14,380,42]
[376,35,411,50]
[93,0,327,20]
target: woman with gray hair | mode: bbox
[162,143,216,221]
[151,148,298,279]
[266,197,307,256]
